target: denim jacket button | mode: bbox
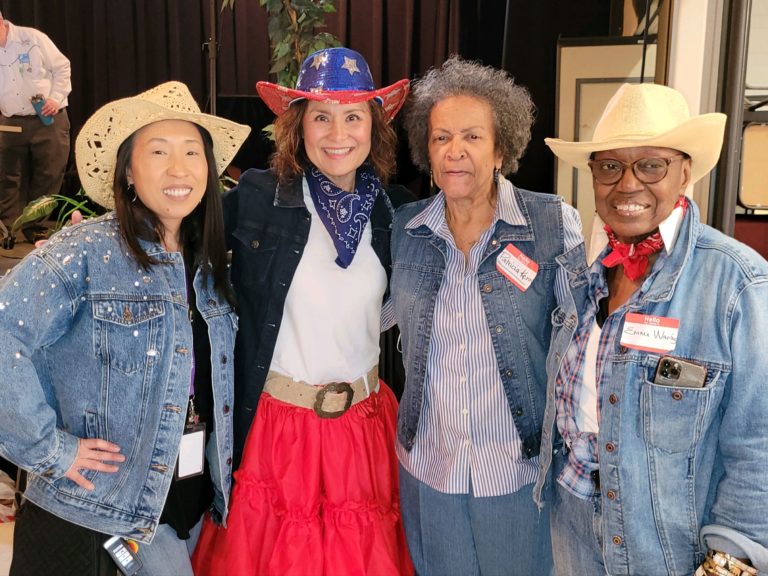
[495,325,504,334]
[606,490,616,500]
[223,404,231,414]
[671,390,683,401]
[250,240,260,250]
[605,442,616,453]
[483,283,493,293]
[609,394,618,405]
[612,536,622,546]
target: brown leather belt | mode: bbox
[263,366,379,418]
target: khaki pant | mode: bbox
[0,109,70,229]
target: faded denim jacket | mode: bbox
[0,214,236,543]
[392,186,572,458]
[534,201,768,574]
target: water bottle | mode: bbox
[30,94,54,126]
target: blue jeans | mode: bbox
[550,451,607,576]
[135,518,202,576]
[399,465,552,576]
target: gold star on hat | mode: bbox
[341,56,360,75]
[311,53,328,70]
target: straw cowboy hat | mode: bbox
[545,82,727,186]
[256,47,409,120]
[76,81,251,209]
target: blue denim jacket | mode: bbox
[391,187,568,457]
[534,201,768,574]
[0,215,236,543]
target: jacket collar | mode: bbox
[405,177,535,243]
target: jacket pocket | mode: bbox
[93,299,166,375]
[640,366,725,454]
[231,224,280,287]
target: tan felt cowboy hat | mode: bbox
[545,82,727,186]
[256,47,409,120]
[76,81,251,209]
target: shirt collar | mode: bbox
[587,201,685,264]
[405,175,526,232]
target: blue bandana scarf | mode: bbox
[305,163,382,268]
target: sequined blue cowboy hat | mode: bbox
[256,47,410,120]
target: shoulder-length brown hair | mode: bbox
[112,123,234,304]
[270,99,398,186]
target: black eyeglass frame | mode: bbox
[587,154,686,185]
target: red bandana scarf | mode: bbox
[602,196,688,281]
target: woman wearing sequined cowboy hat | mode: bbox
[533,82,768,576]
[390,55,582,576]
[0,81,249,575]
[191,47,414,576]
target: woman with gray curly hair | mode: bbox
[387,56,583,575]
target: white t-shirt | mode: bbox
[269,179,386,385]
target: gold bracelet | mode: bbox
[705,550,758,576]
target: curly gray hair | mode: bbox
[404,56,535,176]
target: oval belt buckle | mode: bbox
[313,382,354,418]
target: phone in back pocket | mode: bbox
[653,356,707,388]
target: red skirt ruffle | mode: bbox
[192,381,413,576]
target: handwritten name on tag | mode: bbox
[620,313,679,353]
[496,244,539,291]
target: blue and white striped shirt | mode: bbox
[395,177,582,496]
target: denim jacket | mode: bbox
[391,187,569,457]
[0,215,236,543]
[224,168,411,466]
[534,201,768,575]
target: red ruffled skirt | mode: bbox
[192,381,413,576]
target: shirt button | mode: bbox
[464,439,470,447]
[460,343,466,351]
[462,408,468,415]
[460,376,467,384]
[605,442,616,453]
[609,394,618,405]
[612,536,622,546]
[606,490,617,500]
[671,390,683,401]
[483,283,493,293]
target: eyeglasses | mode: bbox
[588,154,685,185]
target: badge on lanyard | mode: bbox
[620,313,680,353]
[176,397,205,479]
[496,243,539,291]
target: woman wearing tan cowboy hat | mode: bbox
[191,47,414,576]
[0,81,249,575]
[533,82,768,575]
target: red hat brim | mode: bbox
[256,78,410,120]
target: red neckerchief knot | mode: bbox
[601,196,688,281]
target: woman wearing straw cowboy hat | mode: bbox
[191,47,414,575]
[0,81,249,575]
[533,82,768,576]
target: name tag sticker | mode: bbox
[496,244,539,291]
[620,313,679,353]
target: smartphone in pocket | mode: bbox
[653,356,707,388]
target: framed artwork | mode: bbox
[553,37,657,243]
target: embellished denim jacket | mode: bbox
[534,201,768,575]
[0,214,236,543]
